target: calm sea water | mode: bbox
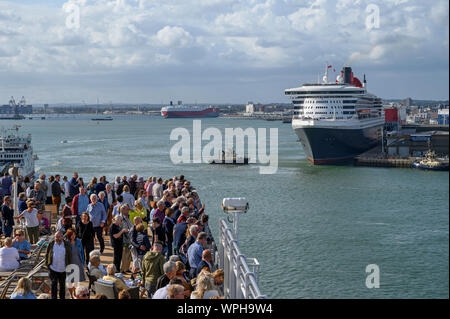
[3,115,448,298]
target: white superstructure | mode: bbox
[0,125,35,178]
[285,65,385,164]
[286,65,384,126]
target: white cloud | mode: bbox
[0,0,448,102]
[156,26,192,48]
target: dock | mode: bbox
[354,146,449,168]
[355,149,414,168]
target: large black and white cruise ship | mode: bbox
[285,65,384,165]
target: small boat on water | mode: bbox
[209,150,249,165]
[413,151,449,171]
[91,116,113,121]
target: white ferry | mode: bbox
[0,125,35,178]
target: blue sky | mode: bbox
[0,0,448,104]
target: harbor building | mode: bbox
[438,109,449,125]
[246,102,256,114]
[386,130,449,158]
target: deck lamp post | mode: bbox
[221,198,249,244]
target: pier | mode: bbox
[354,146,449,168]
[354,147,414,168]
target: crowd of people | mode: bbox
[0,172,224,300]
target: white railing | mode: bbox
[215,218,266,299]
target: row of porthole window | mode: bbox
[304,100,343,104]
[0,154,23,158]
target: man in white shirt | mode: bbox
[45,231,71,299]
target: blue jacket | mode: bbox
[187,241,203,269]
[73,238,85,266]
[18,199,28,214]
[196,259,212,276]
[99,198,108,213]
[0,176,12,196]
[87,202,106,228]
[69,178,79,197]
[10,292,36,299]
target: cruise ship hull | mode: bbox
[294,124,382,165]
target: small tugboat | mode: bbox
[413,151,449,171]
[209,150,249,165]
[282,117,292,123]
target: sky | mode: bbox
[0,0,448,104]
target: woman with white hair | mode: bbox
[109,215,128,272]
[88,249,106,276]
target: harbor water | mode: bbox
[3,115,448,298]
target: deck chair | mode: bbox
[94,279,118,299]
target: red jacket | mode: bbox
[71,194,91,216]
